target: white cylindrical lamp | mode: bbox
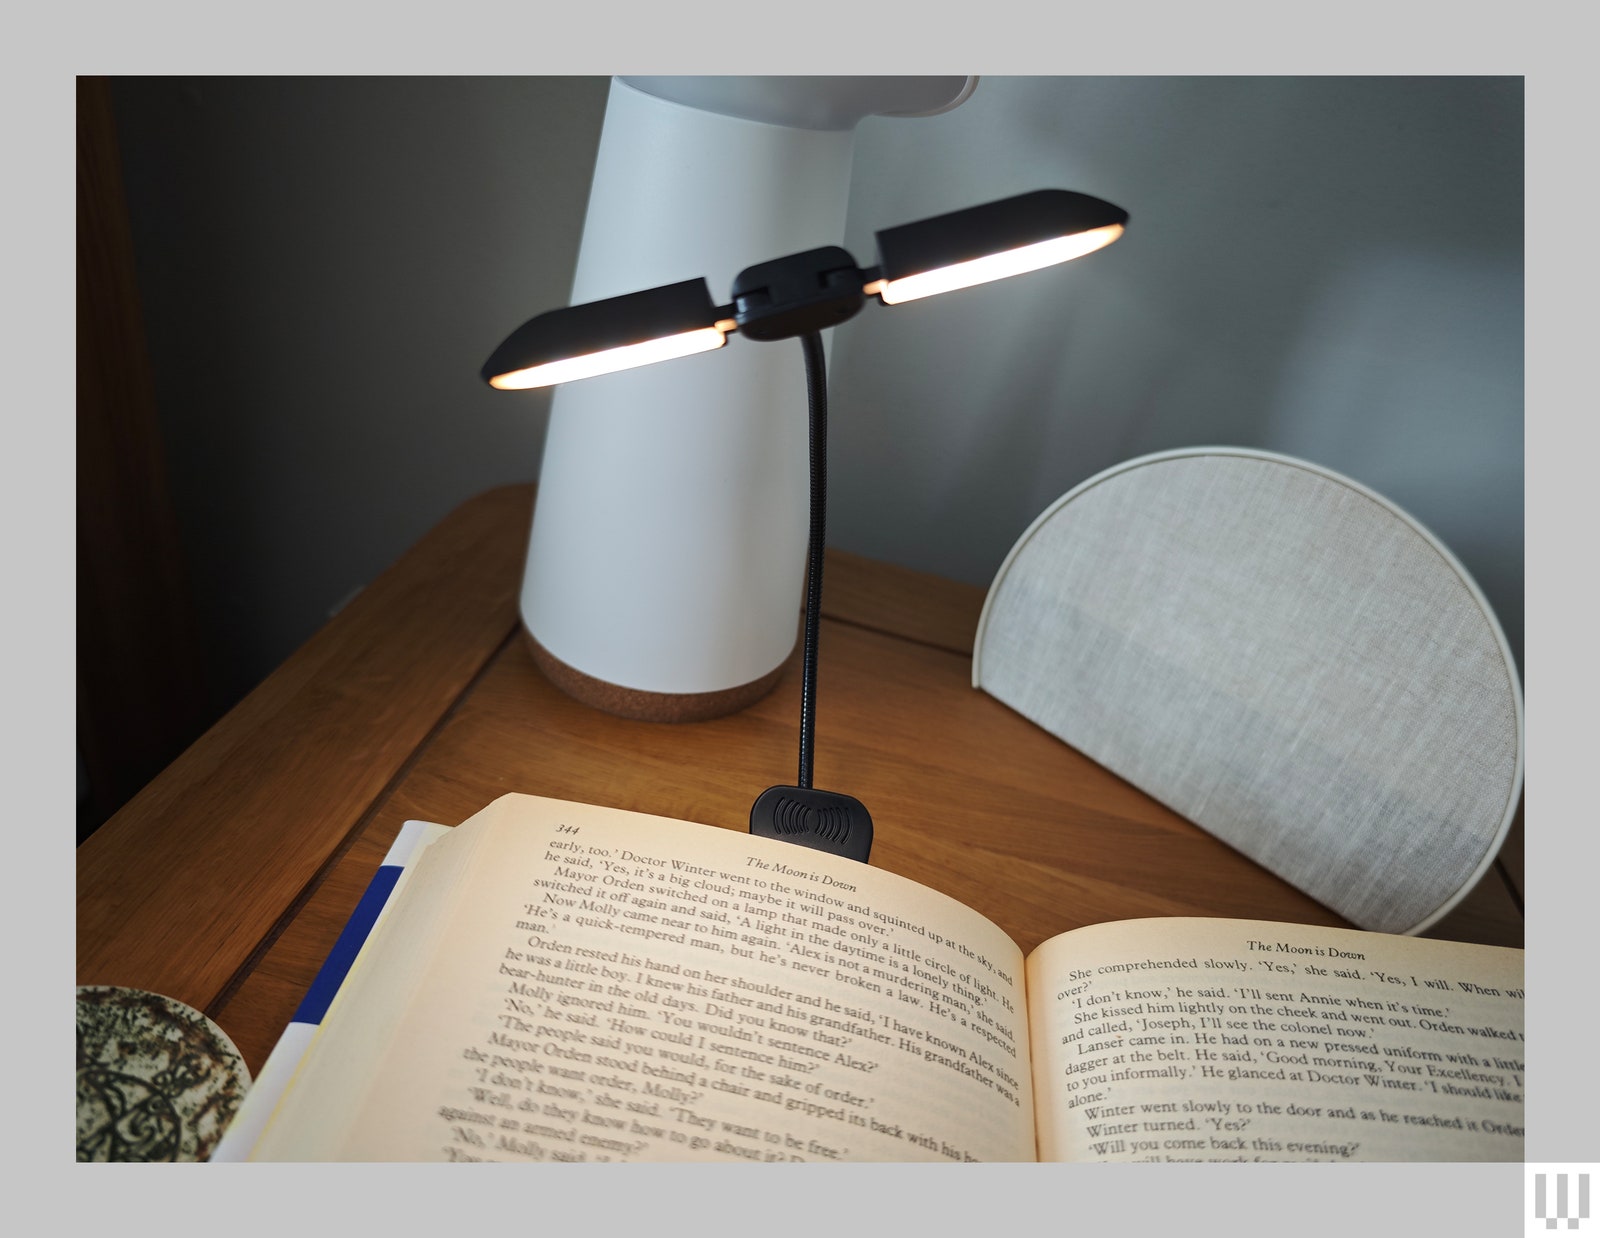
[520,76,976,721]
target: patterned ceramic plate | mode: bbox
[76,986,252,1162]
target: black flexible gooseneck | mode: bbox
[797,330,827,790]
[746,329,873,862]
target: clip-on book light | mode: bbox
[484,189,1129,863]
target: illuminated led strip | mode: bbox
[875,223,1125,306]
[489,324,732,390]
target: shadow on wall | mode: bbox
[81,76,609,836]
[108,76,609,719]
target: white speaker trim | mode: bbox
[972,446,1523,936]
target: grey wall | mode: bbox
[111,75,1522,720]
[832,76,1522,667]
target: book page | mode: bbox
[1027,918,1524,1162]
[254,794,1035,1162]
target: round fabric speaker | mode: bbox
[972,448,1522,935]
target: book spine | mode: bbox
[208,820,440,1162]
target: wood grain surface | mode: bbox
[76,486,533,1017]
[76,483,1523,1076]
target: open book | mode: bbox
[249,794,1524,1162]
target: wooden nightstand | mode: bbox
[76,485,1522,1075]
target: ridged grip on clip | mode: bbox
[749,786,873,863]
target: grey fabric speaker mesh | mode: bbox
[973,451,1521,934]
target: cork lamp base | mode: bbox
[523,628,792,723]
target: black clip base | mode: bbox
[749,786,873,863]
